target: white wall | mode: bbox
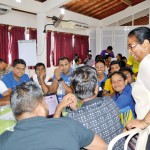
[0,10,36,28]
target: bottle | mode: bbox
[57,81,65,103]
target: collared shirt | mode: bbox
[113,84,136,118]
[2,71,30,91]
[53,68,73,86]
[67,96,124,149]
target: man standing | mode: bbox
[0,58,12,79]
[2,59,29,91]
[100,46,115,59]
[0,81,107,150]
[40,57,73,94]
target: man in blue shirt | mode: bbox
[40,57,73,94]
[2,59,30,91]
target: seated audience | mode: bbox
[0,58,12,79]
[103,60,121,96]
[40,57,73,94]
[95,60,107,97]
[54,66,124,149]
[2,59,30,91]
[110,71,136,118]
[100,46,114,59]
[0,81,107,150]
[31,62,51,92]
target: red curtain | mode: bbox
[46,31,51,67]
[73,34,89,61]
[29,28,37,41]
[53,32,73,66]
[0,25,9,63]
[9,26,25,64]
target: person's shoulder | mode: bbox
[0,131,12,145]
[22,73,30,79]
[2,71,12,80]
[54,117,83,128]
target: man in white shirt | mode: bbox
[31,63,51,92]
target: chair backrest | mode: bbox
[108,127,149,150]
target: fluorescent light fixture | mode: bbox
[16,0,21,3]
[61,8,65,15]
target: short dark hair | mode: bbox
[95,59,105,65]
[95,55,103,62]
[104,55,111,60]
[13,59,26,67]
[128,27,150,44]
[119,60,126,68]
[117,53,122,58]
[58,57,70,64]
[121,56,127,61]
[120,67,134,76]
[107,46,113,51]
[75,57,80,63]
[110,60,121,68]
[70,66,98,100]
[11,81,43,117]
[110,71,127,82]
[0,58,4,63]
[35,62,45,71]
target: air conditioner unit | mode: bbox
[61,21,90,30]
[0,4,11,15]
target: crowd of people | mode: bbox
[0,26,150,150]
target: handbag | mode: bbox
[108,127,150,150]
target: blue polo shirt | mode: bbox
[2,71,30,91]
[53,68,73,86]
[113,84,136,118]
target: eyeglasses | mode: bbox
[128,43,139,50]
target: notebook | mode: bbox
[44,94,58,116]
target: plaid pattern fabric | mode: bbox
[67,96,125,150]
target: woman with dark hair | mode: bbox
[125,27,150,149]
[110,71,136,118]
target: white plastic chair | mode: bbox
[108,128,141,150]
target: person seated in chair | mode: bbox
[110,71,136,118]
[31,62,52,93]
[54,66,124,149]
[40,57,73,95]
[0,81,107,150]
[2,59,30,92]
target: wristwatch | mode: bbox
[58,78,63,82]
